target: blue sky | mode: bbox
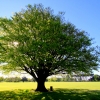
[0,0,100,74]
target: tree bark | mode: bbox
[35,78,48,92]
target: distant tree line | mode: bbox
[89,75,100,81]
[47,74,100,82]
[3,73,96,83]
[0,74,99,82]
[0,76,78,82]
[0,77,35,82]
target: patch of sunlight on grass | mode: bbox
[45,82,100,90]
[0,82,100,92]
[0,82,37,91]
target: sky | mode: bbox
[0,0,100,75]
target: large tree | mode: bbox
[0,4,99,92]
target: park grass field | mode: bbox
[0,82,100,100]
[0,82,100,91]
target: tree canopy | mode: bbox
[0,4,99,92]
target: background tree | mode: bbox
[21,76,28,82]
[89,74,100,81]
[0,4,99,92]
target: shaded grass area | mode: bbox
[0,89,100,100]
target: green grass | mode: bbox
[0,82,100,100]
[0,82,100,91]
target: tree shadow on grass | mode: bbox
[0,89,100,100]
[33,89,100,100]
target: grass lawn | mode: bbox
[0,82,100,100]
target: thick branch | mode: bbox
[23,65,37,80]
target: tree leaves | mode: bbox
[0,4,99,78]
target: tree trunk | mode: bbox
[35,78,48,92]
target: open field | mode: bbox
[0,82,100,100]
[0,82,100,91]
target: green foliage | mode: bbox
[0,4,100,91]
[48,77,58,82]
[4,77,21,82]
[47,75,78,82]
[89,74,100,81]
[0,77,4,82]
[0,77,34,82]
[93,75,100,81]
[21,77,28,82]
